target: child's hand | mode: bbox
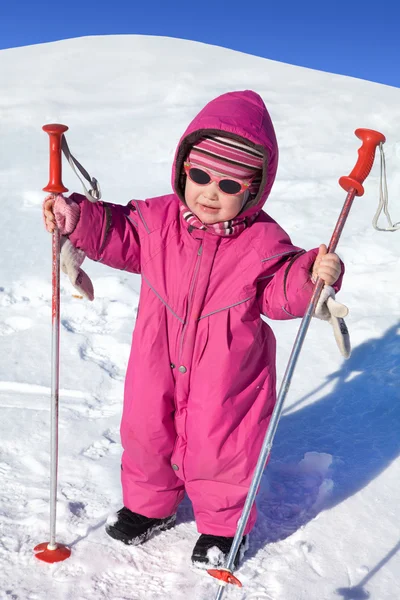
[43,195,57,232]
[42,194,80,235]
[311,244,341,286]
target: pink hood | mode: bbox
[171,90,278,219]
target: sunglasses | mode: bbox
[184,162,255,196]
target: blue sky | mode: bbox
[1,0,399,88]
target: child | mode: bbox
[43,90,343,569]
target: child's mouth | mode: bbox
[200,204,219,213]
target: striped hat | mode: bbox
[187,135,263,193]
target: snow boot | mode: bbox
[105,506,176,546]
[191,534,248,569]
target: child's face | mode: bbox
[184,169,246,225]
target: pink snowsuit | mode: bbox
[68,90,343,536]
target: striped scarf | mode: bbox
[180,203,259,237]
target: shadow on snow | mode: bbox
[247,321,400,568]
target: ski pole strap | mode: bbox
[372,143,400,232]
[61,135,101,203]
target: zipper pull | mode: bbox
[198,244,203,255]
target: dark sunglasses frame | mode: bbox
[184,162,255,196]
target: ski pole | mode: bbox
[209,128,386,598]
[34,124,71,563]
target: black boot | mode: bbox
[191,534,248,569]
[105,506,176,546]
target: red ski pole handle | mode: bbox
[42,124,69,194]
[339,128,386,196]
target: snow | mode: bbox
[0,34,400,600]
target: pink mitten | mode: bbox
[43,194,81,235]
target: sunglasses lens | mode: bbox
[219,179,242,195]
[189,168,211,185]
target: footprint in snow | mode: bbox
[259,452,334,543]
[81,430,119,460]
[0,317,33,336]
[0,462,12,476]
[78,341,123,380]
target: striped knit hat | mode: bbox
[187,136,264,194]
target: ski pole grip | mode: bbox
[43,124,69,194]
[339,128,386,196]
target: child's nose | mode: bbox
[204,181,219,199]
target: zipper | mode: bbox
[178,242,203,360]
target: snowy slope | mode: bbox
[0,35,399,600]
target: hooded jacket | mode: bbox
[68,90,343,535]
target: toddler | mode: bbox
[43,90,343,569]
